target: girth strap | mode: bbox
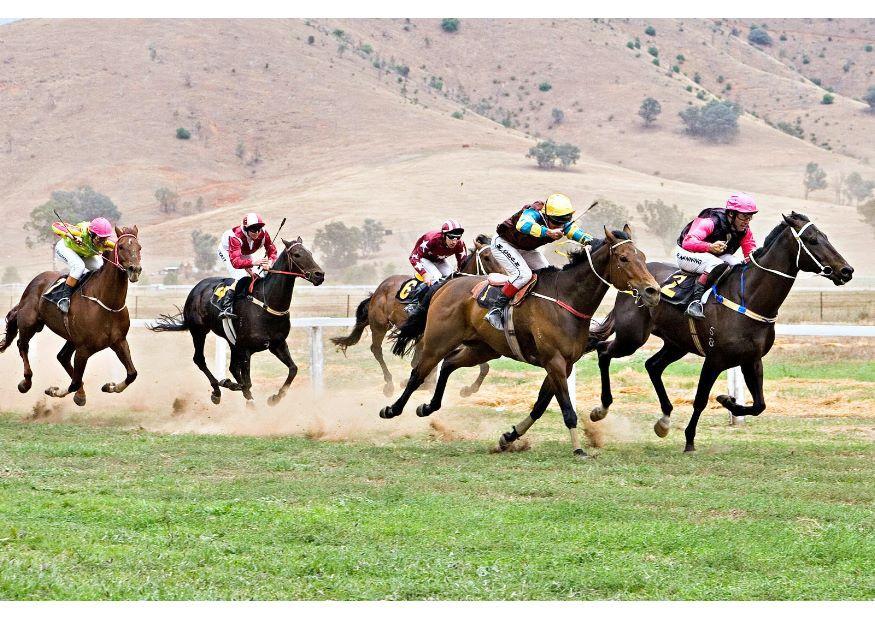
[503,305,526,362]
[248,296,290,316]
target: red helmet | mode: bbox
[441,219,464,236]
[242,212,265,231]
[725,193,758,214]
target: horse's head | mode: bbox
[603,225,660,307]
[782,212,853,285]
[466,233,504,275]
[278,236,325,286]
[113,225,142,283]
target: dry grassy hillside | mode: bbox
[0,18,872,279]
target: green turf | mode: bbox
[1,408,873,600]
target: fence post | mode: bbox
[568,363,577,412]
[346,295,351,317]
[309,326,324,395]
[819,292,824,322]
[728,367,746,425]
[213,335,227,380]
[134,296,139,319]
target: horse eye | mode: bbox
[619,255,629,263]
[293,252,301,258]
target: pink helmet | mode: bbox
[441,219,464,236]
[725,193,758,214]
[242,212,265,231]
[89,217,113,238]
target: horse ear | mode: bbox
[132,225,139,235]
[281,238,291,248]
[296,235,302,244]
[622,223,633,239]
[114,225,123,238]
[604,225,616,242]
[782,213,793,225]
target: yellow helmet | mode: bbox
[545,193,573,218]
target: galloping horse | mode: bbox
[0,226,143,406]
[586,212,853,452]
[149,237,325,406]
[330,234,504,397]
[383,227,660,457]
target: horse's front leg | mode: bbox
[545,355,587,459]
[644,343,688,437]
[716,358,766,417]
[460,362,490,398]
[498,375,553,450]
[239,349,255,405]
[267,340,298,406]
[46,347,92,406]
[101,339,138,394]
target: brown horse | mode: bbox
[382,227,661,457]
[586,212,853,452]
[0,226,143,406]
[330,234,504,397]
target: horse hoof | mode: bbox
[416,403,431,418]
[716,394,735,409]
[245,399,255,409]
[573,448,589,459]
[497,433,511,451]
[653,416,671,438]
[267,394,280,407]
[459,387,472,398]
[383,384,394,397]
[590,405,608,422]
[101,383,115,393]
[379,406,395,419]
[210,392,221,405]
[684,443,696,453]
[73,394,86,407]
[45,387,59,398]
[18,380,31,394]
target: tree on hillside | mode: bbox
[679,100,741,143]
[191,229,218,272]
[155,187,179,214]
[441,19,460,33]
[748,27,772,46]
[24,186,122,248]
[527,140,581,169]
[638,97,662,126]
[803,162,828,199]
[360,219,387,255]
[2,265,21,284]
[859,198,875,232]
[555,143,581,168]
[834,172,846,205]
[636,199,688,254]
[578,199,630,235]
[314,222,362,269]
[843,172,875,205]
[863,86,875,111]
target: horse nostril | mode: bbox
[841,267,854,277]
[645,286,659,296]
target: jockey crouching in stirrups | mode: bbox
[216,212,278,318]
[43,217,116,314]
[676,193,759,320]
[405,220,467,315]
[487,193,594,330]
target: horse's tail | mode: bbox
[147,308,188,333]
[0,305,20,353]
[586,310,616,353]
[330,295,371,352]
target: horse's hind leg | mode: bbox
[460,363,490,398]
[46,347,92,406]
[379,334,461,420]
[239,350,255,405]
[411,341,437,391]
[716,358,766,418]
[591,332,647,422]
[55,341,84,402]
[15,325,39,394]
[101,339,138,394]
[415,344,499,418]
[683,360,723,452]
[369,323,394,397]
[645,343,688,438]
[498,375,554,451]
[267,340,298,407]
[190,328,223,404]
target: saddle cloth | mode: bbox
[660,271,698,306]
[395,278,421,304]
[212,278,236,300]
[46,270,96,294]
[472,274,538,309]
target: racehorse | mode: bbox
[149,236,325,406]
[330,234,504,397]
[586,212,854,452]
[383,227,661,458]
[0,226,143,406]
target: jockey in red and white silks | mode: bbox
[408,220,467,285]
[216,212,278,318]
[675,193,759,319]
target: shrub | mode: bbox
[24,186,122,248]
[779,33,787,41]
[679,100,741,143]
[693,72,701,84]
[636,199,688,254]
[332,29,345,38]
[863,86,875,110]
[821,93,834,105]
[626,41,635,50]
[154,187,179,214]
[647,45,658,57]
[676,53,685,62]
[652,58,660,67]
[551,108,565,125]
[579,199,630,234]
[429,76,443,90]
[441,18,460,33]
[802,54,810,64]
[394,64,410,78]
[2,265,22,284]
[176,127,191,140]
[672,65,680,73]
[359,43,373,55]
[777,120,804,139]
[538,82,552,92]
[191,229,218,271]
[803,163,828,198]
[866,45,873,52]
[307,35,315,45]
[638,97,662,126]
[162,270,179,286]
[645,25,656,36]
[451,110,464,119]
[859,198,875,230]
[748,27,773,46]
[633,37,641,49]
[555,143,580,168]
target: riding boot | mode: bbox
[685,282,708,319]
[218,289,237,319]
[43,283,74,314]
[485,293,511,330]
[404,281,429,316]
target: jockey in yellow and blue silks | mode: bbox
[487,193,593,329]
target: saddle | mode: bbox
[659,271,699,306]
[472,274,538,308]
[46,270,96,295]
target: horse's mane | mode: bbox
[537,231,630,274]
[751,212,810,260]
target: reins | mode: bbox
[248,240,311,315]
[584,239,646,307]
[748,221,832,280]
[80,232,139,313]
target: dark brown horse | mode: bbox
[149,237,325,406]
[383,227,661,457]
[587,212,854,452]
[0,226,143,406]
[330,234,504,397]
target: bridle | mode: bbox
[584,239,647,307]
[259,240,313,281]
[102,233,139,271]
[748,221,833,280]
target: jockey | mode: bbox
[405,219,467,315]
[487,193,593,329]
[216,212,278,318]
[43,217,116,313]
[676,193,759,319]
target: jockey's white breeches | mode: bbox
[675,245,742,275]
[54,241,102,280]
[491,236,549,289]
[416,258,454,284]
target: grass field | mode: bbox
[0,335,873,600]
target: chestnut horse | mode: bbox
[383,227,660,458]
[330,234,504,397]
[149,237,325,406]
[0,226,143,406]
[586,212,853,452]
